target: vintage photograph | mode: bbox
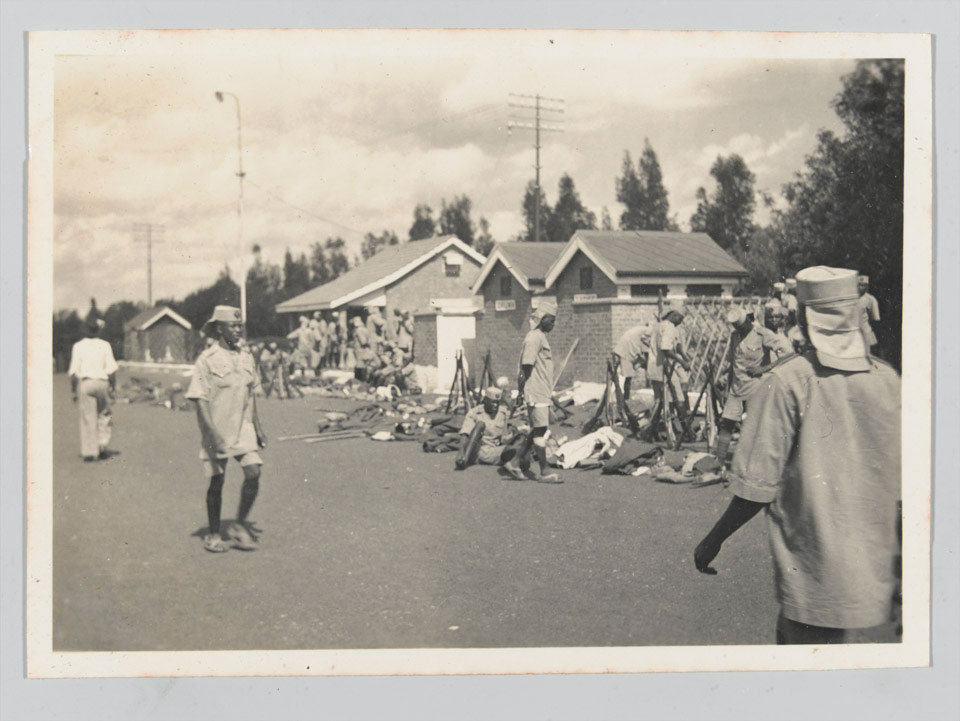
[26,29,932,676]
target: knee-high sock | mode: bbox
[206,475,225,535]
[715,419,737,465]
[238,474,260,522]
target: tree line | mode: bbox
[54,60,903,364]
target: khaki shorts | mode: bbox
[721,395,747,422]
[527,404,550,429]
[202,451,263,477]
[477,445,505,465]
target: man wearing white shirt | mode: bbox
[68,317,119,461]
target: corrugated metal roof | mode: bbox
[276,235,480,312]
[496,242,565,284]
[574,230,747,276]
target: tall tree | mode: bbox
[615,151,644,230]
[520,180,552,242]
[546,173,596,243]
[102,300,144,360]
[771,59,904,364]
[637,140,672,230]
[616,140,675,231]
[324,236,350,279]
[438,195,475,245]
[245,246,284,337]
[689,154,757,252]
[174,267,240,330]
[408,204,436,241]
[361,230,400,260]
[282,249,311,299]
[52,309,85,372]
[601,206,613,231]
[474,216,496,256]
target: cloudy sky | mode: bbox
[52,31,853,312]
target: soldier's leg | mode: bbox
[775,612,845,645]
[237,459,261,523]
[77,380,99,459]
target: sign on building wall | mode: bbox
[574,293,597,302]
[531,296,557,309]
[494,299,516,311]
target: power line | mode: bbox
[506,93,565,243]
[245,179,366,236]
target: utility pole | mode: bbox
[215,90,248,323]
[133,223,165,306]
[507,93,564,242]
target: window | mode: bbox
[685,284,722,297]
[579,266,593,290]
[500,275,512,297]
[631,284,668,298]
[443,250,462,277]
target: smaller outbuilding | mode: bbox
[123,306,194,363]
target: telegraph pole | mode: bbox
[215,90,248,323]
[133,223,165,306]
[507,93,564,242]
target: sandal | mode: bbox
[533,473,563,484]
[227,522,259,551]
[502,462,527,481]
[203,533,228,553]
[500,463,527,481]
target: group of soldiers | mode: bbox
[348,308,416,389]
[239,307,418,399]
[447,266,899,645]
[68,266,897,644]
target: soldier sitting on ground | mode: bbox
[454,387,516,470]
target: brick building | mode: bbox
[471,242,564,381]
[472,230,748,385]
[276,235,484,325]
[123,306,194,363]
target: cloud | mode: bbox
[50,39,852,311]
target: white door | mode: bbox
[435,313,476,393]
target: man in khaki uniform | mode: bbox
[695,267,900,644]
[713,306,794,466]
[186,306,266,553]
[503,298,561,484]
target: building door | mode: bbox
[435,313,476,393]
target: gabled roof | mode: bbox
[471,242,565,293]
[276,235,484,313]
[124,306,192,332]
[543,230,748,287]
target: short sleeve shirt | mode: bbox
[614,325,651,365]
[520,329,554,404]
[68,337,119,380]
[727,353,901,628]
[645,320,676,382]
[728,325,790,398]
[459,405,509,446]
[185,343,262,459]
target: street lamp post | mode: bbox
[215,90,248,324]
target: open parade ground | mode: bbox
[51,373,785,651]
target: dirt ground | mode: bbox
[53,373,797,651]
